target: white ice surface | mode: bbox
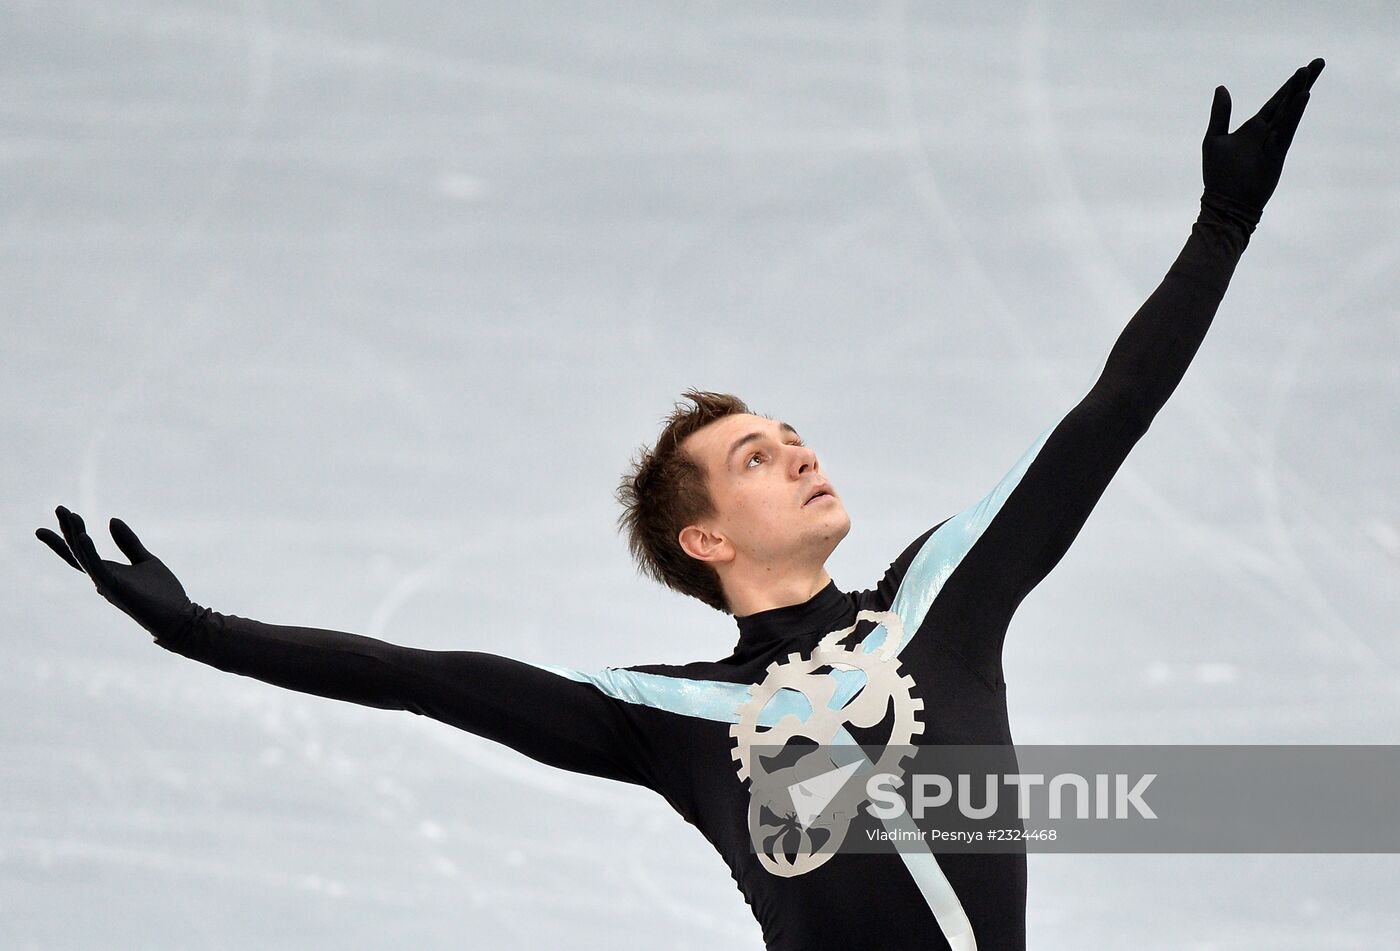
[4,1,1399,948]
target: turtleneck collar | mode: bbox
[730,579,852,659]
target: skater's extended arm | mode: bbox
[37,507,650,786]
[924,60,1325,682]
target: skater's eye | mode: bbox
[746,441,805,469]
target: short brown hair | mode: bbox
[616,389,753,614]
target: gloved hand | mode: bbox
[1203,58,1324,215]
[37,506,194,639]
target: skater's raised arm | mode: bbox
[1087,59,1325,423]
[922,60,1325,685]
[37,507,652,787]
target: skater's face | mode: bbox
[678,414,851,573]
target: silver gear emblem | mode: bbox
[730,610,925,877]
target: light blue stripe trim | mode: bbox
[879,425,1054,658]
[532,664,750,721]
[832,726,976,949]
[532,659,871,727]
[532,664,816,726]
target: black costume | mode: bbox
[149,192,1259,949]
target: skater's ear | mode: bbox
[615,389,753,615]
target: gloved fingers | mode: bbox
[110,517,153,564]
[57,507,111,585]
[1271,59,1322,153]
[35,527,84,572]
[1259,60,1325,126]
[1302,57,1325,92]
[55,508,92,573]
[1205,85,1232,139]
[1271,90,1311,153]
[1255,65,1307,125]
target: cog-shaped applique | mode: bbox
[730,610,919,783]
[816,607,906,659]
[730,610,925,877]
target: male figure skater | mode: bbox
[39,60,1325,950]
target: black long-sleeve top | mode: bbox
[154,191,1259,950]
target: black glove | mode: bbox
[1203,58,1324,216]
[37,506,194,639]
